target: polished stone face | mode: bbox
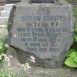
[7,3,75,68]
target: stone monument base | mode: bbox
[4,47,77,77]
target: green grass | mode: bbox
[0,69,17,77]
[0,69,26,77]
[0,37,7,55]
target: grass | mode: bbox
[0,69,17,77]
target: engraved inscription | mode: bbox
[15,9,67,52]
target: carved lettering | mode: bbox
[17,13,67,53]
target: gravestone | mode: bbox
[7,0,75,68]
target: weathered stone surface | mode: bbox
[1,10,10,17]
[4,4,14,11]
[7,3,75,68]
[25,67,77,77]
[0,17,9,25]
[0,6,4,16]
[4,47,77,77]
[5,47,77,77]
[0,6,4,11]
[6,47,17,58]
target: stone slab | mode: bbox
[6,47,77,77]
[0,17,9,25]
[0,6,4,11]
[4,4,14,11]
[0,6,4,16]
[8,3,75,68]
[1,10,10,17]
[25,67,77,77]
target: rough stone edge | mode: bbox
[66,4,75,50]
[7,5,16,45]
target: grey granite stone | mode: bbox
[5,47,77,77]
[7,2,75,68]
[66,4,75,50]
[25,67,77,77]
[6,47,17,58]
[0,6,4,10]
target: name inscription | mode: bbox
[15,14,67,52]
[13,8,68,53]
